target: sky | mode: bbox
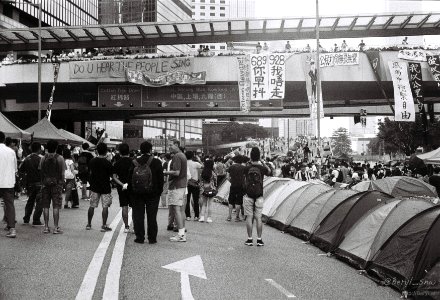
[254,0,440,137]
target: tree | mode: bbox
[374,116,440,156]
[331,127,352,156]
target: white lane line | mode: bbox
[265,279,296,298]
[102,209,132,300]
[75,209,122,300]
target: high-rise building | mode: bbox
[0,1,98,29]
[98,0,192,53]
[278,118,316,139]
[191,0,255,52]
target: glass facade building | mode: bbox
[3,0,98,27]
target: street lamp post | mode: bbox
[5,0,42,121]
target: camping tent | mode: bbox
[416,259,440,299]
[263,177,291,199]
[352,176,438,198]
[0,112,31,139]
[311,191,394,253]
[335,198,435,269]
[368,206,440,293]
[25,118,81,145]
[287,189,360,240]
[418,147,440,164]
[262,180,310,220]
[266,184,332,230]
[59,129,94,147]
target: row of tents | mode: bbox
[216,177,440,298]
[0,112,93,146]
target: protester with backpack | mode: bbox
[78,143,94,200]
[39,140,66,234]
[86,143,113,232]
[130,141,164,244]
[243,147,270,246]
[63,148,78,209]
[199,159,217,223]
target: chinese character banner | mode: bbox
[398,49,427,62]
[408,62,424,112]
[237,56,251,112]
[319,52,359,68]
[388,61,416,122]
[250,53,269,101]
[427,55,440,89]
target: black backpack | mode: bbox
[77,154,88,174]
[245,165,264,199]
[42,154,60,186]
[131,156,153,194]
[336,169,344,183]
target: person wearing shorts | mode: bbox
[243,147,269,247]
[164,142,187,242]
[86,143,113,232]
[39,140,66,235]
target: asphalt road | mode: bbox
[1,191,400,300]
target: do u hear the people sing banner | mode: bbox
[388,61,415,122]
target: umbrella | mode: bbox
[0,112,31,139]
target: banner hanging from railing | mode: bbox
[318,52,359,68]
[408,62,425,112]
[45,62,60,121]
[398,49,427,62]
[388,61,415,122]
[301,54,324,120]
[427,55,440,89]
[237,56,251,113]
[125,69,206,87]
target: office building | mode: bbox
[191,0,255,51]
[0,0,98,29]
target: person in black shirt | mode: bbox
[112,143,132,233]
[78,143,94,200]
[130,141,164,244]
[19,142,43,225]
[87,143,113,232]
[227,155,245,222]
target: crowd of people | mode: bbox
[0,36,430,67]
[2,129,439,245]
[0,132,271,246]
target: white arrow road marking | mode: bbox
[265,279,296,298]
[162,255,207,300]
[102,209,132,300]
[75,209,122,300]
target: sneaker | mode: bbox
[71,205,79,209]
[23,218,30,225]
[64,205,70,209]
[257,239,264,247]
[226,217,232,221]
[186,217,191,221]
[194,217,199,221]
[43,227,50,234]
[199,216,205,222]
[32,221,44,227]
[245,238,253,246]
[170,234,186,242]
[53,227,63,234]
[134,238,144,244]
[206,217,213,223]
[235,217,242,222]
[167,225,174,231]
[86,224,91,230]
[6,228,16,238]
[101,225,112,232]
[124,226,130,233]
